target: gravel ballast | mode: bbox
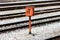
[0,21,60,40]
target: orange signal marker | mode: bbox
[25,6,34,34]
[26,6,34,16]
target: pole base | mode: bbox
[29,32,35,36]
[29,32,32,34]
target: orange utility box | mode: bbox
[26,6,34,16]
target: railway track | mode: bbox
[0,8,60,20]
[0,1,60,32]
[0,1,60,15]
[0,15,60,31]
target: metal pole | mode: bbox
[29,16,32,34]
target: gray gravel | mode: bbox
[0,21,60,40]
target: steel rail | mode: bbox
[0,1,60,11]
[0,1,59,6]
[0,15,60,31]
[0,8,60,20]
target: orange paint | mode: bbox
[26,6,34,16]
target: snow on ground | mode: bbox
[0,21,60,40]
